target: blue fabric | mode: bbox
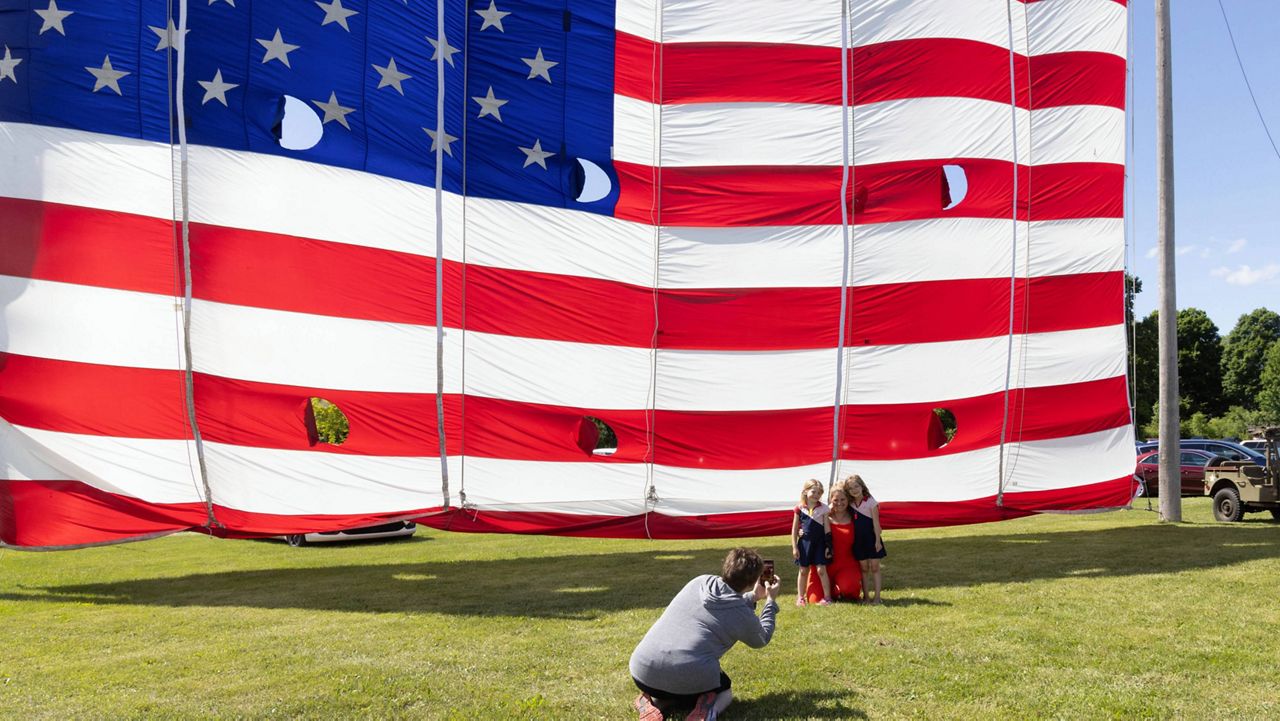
[793,507,827,567]
[852,509,886,561]
[0,0,619,214]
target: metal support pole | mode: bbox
[1155,0,1181,521]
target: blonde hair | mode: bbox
[844,474,871,500]
[798,478,824,505]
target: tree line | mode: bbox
[1127,275,1280,439]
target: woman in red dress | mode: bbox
[807,485,862,602]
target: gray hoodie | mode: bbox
[629,574,779,695]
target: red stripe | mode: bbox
[1,352,1130,467]
[0,195,177,296]
[615,33,1124,109]
[1,475,1134,547]
[2,198,1121,350]
[615,158,1123,227]
[414,476,1135,538]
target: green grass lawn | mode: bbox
[2,498,1279,720]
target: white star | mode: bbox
[148,19,189,51]
[521,48,558,83]
[0,46,21,85]
[427,35,460,67]
[372,57,411,94]
[208,0,235,5]
[197,69,238,106]
[312,91,355,129]
[518,139,554,169]
[472,86,508,122]
[424,127,458,157]
[85,55,130,95]
[315,0,358,32]
[257,29,300,68]
[35,0,73,36]
[475,1,510,32]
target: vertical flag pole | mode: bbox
[434,0,451,510]
[1155,0,1180,521]
[830,0,852,488]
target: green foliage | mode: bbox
[1220,308,1280,408]
[1176,308,1224,417]
[311,397,350,445]
[589,416,617,449]
[1132,311,1158,430]
[1257,341,1280,421]
[933,407,957,442]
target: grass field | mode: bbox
[2,498,1279,720]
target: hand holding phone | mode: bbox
[762,559,775,584]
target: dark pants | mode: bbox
[633,672,731,712]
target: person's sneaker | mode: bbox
[685,692,717,721]
[795,596,807,607]
[817,598,832,606]
[634,693,663,721]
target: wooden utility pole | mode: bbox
[1155,0,1181,521]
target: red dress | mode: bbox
[806,518,863,602]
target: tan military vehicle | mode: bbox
[1204,427,1280,522]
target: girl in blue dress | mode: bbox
[845,474,886,605]
[791,478,833,606]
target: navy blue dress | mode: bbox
[852,501,887,561]
[793,505,829,567]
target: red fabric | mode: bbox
[615,35,1124,110]
[0,352,1130,467]
[807,520,862,602]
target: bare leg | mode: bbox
[796,566,809,602]
[869,559,882,603]
[712,689,733,715]
[859,560,872,602]
[816,566,833,601]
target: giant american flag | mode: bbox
[0,0,1133,548]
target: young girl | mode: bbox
[844,474,886,604]
[791,479,833,607]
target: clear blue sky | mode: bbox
[1128,0,1280,334]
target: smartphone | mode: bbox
[762,559,775,582]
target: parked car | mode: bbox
[283,521,417,547]
[1241,439,1266,452]
[1135,439,1264,465]
[1134,449,1218,496]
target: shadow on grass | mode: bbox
[3,522,1278,617]
[731,689,868,720]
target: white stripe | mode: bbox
[468,325,1126,411]
[1,420,203,503]
[4,275,1122,408]
[190,299,462,393]
[617,0,1123,57]
[0,122,174,218]
[447,425,1134,514]
[204,442,448,515]
[1026,0,1127,57]
[614,97,1122,168]
[0,275,181,370]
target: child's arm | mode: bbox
[823,514,833,559]
[790,510,801,560]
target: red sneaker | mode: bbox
[685,691,717,721]
[634,693,664,721]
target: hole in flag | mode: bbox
[306,397,350,446]
[941,164,967,210]
[274,95,323,151]
[573,158,613,203]
[929,408,957,449]
[579,415,618,457]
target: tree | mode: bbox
[1220,308,1280,408]
[1176,308,1224,417]
[1256,341,1280,423]
[1132,311,1158,430]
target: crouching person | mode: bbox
[629,547,781,720]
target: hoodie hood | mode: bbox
[698,574,749,609]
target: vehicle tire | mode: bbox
[1270,508,1280,522]
[285,534,307,547]
[1212,486,1244,523]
